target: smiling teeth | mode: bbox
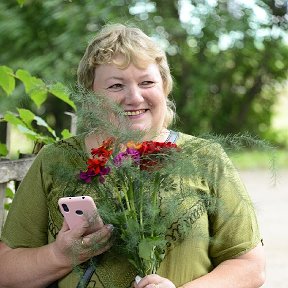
[123,110,145,116]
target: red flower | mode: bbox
[79,138,178,182]
[91,147,112,165]
[79,138,114,183]
[137,141,178,170]
[138,141,177,156]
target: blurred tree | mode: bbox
[0,0,132,132]
[0,0,287,144]
[139,0,288,139]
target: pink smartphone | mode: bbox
[58,196,102,230]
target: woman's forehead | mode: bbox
[95,62,161,79]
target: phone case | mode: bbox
[58,196,99,230]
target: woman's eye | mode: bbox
[140,81,155,87]
[107,83,123,91]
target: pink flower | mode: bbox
[99,166,111,183]
[79,169,96,183]
[113,148,140,167]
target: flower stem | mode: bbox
[151,172,160,237]
[123,183,131,211]
[139,176,144,239]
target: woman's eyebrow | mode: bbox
[139,74,153,79]
[105,74,155,82]
[105,76,124,81]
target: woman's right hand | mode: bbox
[0,219,113,288]
[50,219,114,268]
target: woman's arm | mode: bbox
[180,243,265,288]
[135,243,265,288]
[0,219,113,288]
[0,241,71,288]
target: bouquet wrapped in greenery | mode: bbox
[69,88,275,279]
[79,137,180,276]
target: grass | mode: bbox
[230,149,288,170]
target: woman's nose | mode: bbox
[125,85,144,104]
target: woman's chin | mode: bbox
[127,125,152,139]
[130,127,167,141]
[129,124,148,132]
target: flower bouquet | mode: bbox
[79,137,179,276]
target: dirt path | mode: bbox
[239,169,288,288]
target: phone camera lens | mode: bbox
[76,210,84,215]
[62,204,69,212]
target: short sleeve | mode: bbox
[1,147,49,248]
[208,144,261,266]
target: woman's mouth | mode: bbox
[123,109,147,116]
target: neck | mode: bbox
[149,128,170,142]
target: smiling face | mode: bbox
[92,58,167,139]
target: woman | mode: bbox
[0,23,265,288]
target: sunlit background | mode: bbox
[0,1,288,287]
[1,0,287,156]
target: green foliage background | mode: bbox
[0,0,287,147]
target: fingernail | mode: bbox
[106,224,114,231]
[135,275,142,284]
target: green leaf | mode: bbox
[4,187,14,211]
[17,108,35,129]
[5,187,14,200]
[17,0,25,6]
[15,69,48,107]
[30,84,48,108]
[126,218,140,232]
[0,143,8,156]
[33,116,57,138]
[15,69,33,93]
[16,125,40,142]
[4,112,26,127]
[17,125,55,144]
[4,203,12,211]
[0,66,15,96]
[17,125,38,136]
[17,109,57,139]
[61,128,72,139]
[49,82,76,111]
[3,111,40,146]
[138,238,158,261]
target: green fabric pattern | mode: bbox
[1,132,261,287]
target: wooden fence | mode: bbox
[0,157,35,235]
[0,112,76,235]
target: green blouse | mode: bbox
[1,132,261,288]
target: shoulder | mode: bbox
[176,132,224,154]
[176,132,207,144]
[29,134,87,175]
[37,133,85,158]
[175,132,233,171]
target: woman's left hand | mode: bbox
[134,274,176,288]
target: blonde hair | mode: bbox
[77,23,175,128]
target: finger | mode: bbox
[82,224,114,246]
[78,239,113,262]
[92,240,113,256]
[86,213,104,230]
[70,219,90,238]
[137,275,161,287]
[60,218,70,232]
